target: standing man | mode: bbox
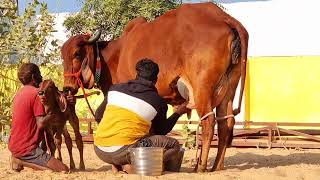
[94,59,190,173]
[8,63,69,172]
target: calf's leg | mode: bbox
[54,132,63,162]
[62,126,76,170]
[69,114,85,170]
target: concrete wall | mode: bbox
[221,0,320,56]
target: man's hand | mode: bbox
[36,116,46,129]
[36,113,53,129]
[174,102,191,115]
[65,91,76,105]
[66,94,76,104]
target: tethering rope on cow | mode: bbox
[195,111,235,165]
[64,42,102,118]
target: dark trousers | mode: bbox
[94,135,180,166]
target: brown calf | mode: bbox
[38,79,85,170]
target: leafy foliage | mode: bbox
[0,0,62,140]
[64,0,224,38]
[0,0,59,64]
[64,0,183,38]
[181,123,196,149]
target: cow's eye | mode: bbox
[74,51,81,59]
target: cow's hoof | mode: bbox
[211,165,224,172]
[197,168,207,173]
[79,163,85,170]
[196,165,207,173]
[69,162,76,170]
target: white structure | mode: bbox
[221,0,320,56]
[50,12,70,46]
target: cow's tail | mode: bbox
[227,18,249,116]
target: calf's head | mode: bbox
[38,80,67,113]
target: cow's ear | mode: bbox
[81,57,94,84]
[56,91,67,112]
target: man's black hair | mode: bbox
[135,58,159,83]
[18,63,41,85]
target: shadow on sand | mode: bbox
[207,152,320,170]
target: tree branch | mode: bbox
[0,72,19,83]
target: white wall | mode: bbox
[221,0,320,56]
[50,13,70,46]
[220,0,320,123]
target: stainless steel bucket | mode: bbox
[129,147,164,176]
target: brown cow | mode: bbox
[39,80,85,170]
[61,2,248,172]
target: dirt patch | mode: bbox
[1,143,319,180]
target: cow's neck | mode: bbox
[98,48,113,96]
[98,39,121,96]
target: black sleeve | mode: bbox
[95,95,108,123]
[151,105,181,135]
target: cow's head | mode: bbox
[61,30,101,95]
[38,79,67,113]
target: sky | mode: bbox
[18,0,269,14]
[18,0,83,14]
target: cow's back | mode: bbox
[113,3,235,97]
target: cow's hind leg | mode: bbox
[212,65,240,171]
[211,100,235,171]
[193,87,216,172]
[69,115,85,170]
[62,126,76,170]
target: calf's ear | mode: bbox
[56,91,67,112]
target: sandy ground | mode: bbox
[1,143,320,180]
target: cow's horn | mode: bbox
[87,29,102,43]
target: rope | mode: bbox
[275,122,288,150]
[194,111,235,166]
[77,78,96,118]
[94,42,101,84]
[195,111,215,165]
[64,57,98,118]
[216,114,235,121]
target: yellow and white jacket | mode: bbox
[94,78,180,152]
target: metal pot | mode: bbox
[129,147,164,176]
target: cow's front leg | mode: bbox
[69,114,85,170]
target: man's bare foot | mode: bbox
[111,164,122,173]
[122,164,134,174]
[10,156,24,172]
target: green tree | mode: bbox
[0,0,61,140]
[64,0,223,38]
[0,0,59,64]
[64,0,183,38]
